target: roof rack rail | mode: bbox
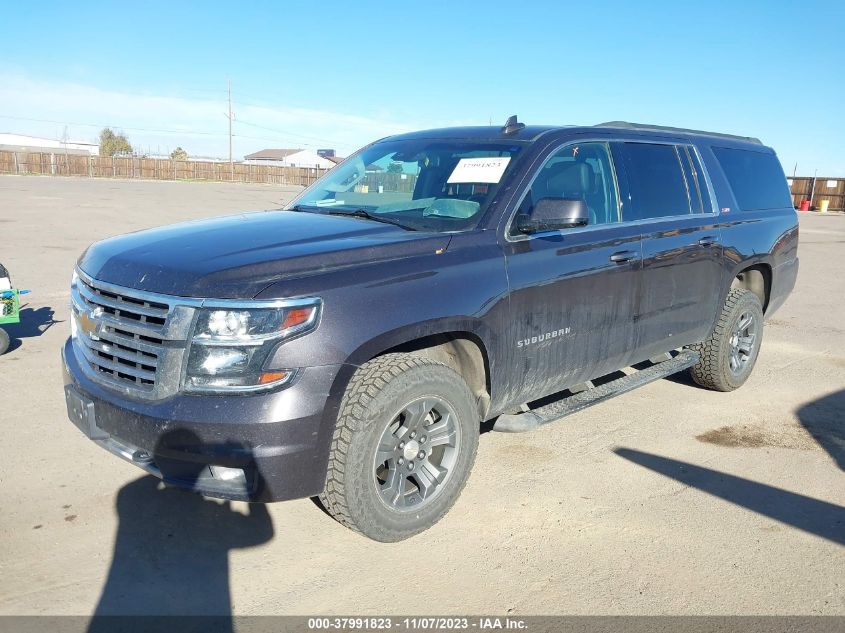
[595,121,762,145]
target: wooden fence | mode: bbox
[789,176,844,211]
[3,150,838,210]
[0,151,330,187]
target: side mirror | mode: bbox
[516,198,589,234]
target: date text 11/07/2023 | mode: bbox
[306,617,528,630]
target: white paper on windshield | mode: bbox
[447,157,511,184]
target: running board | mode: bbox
[491,350,700,433]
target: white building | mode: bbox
[0,133,99,156]
[243,148,337,169]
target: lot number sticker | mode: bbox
[447,157,511,184]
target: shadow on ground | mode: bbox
[3,305,61,352]
[797,389,845,471]
[614,448,844,546]
[89,432,274,632]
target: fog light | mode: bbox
[209,465,246,484]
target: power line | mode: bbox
[0,113,358,153]
[234,119,348,147]
[0,114,227,137]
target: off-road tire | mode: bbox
[0,328,9,355]
[319,353,479,542]
[689,288,764,392]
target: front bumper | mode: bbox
[62,338,347,502]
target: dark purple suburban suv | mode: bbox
[63,118,798,541]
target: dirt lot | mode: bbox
[0,176,842,616]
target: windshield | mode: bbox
[287,139,525,232]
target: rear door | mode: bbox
[501,141,641,405]
[612,141,723,360]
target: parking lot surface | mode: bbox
[0,176,842,615]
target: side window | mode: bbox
[617,142,692,221]
[518,142,620,227]
[712,146,792,211]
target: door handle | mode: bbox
[610,250,639,263]
[698,236,717,247]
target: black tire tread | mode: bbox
[319,352,475,538]
[689,288,761,392]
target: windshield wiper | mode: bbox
[327,208,417,231]
[288,204,323,213]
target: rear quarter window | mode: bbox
[712,146,792,211]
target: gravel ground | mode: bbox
[0,175,842,616]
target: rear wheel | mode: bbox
[320,353,479,542]
[0,328,9,355]
[689,288,764,392]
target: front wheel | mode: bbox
[320,353,479,542]
[689,288,764,392]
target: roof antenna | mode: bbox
[501,114,525,135]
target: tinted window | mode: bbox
[518,142,619,228]
[618,142,691,220]
[712,146,792,211]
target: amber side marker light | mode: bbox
[258,371,289,385]
[281,307,314,330]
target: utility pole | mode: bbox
[227,79,234,180]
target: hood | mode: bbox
[78,210,451,299]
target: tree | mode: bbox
[170,147,188,160]
[99,128,132,157]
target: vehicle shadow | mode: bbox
[796,389,845,471]
[2,305,62,352]
[88,432,275,632]
[613,447,845,546]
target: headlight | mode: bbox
[184,300,320,393]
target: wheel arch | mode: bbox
[337,320,494,420]
[729,261,772,312]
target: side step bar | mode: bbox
[491,349,700,433]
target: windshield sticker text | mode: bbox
[447,157,511,184]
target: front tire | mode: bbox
[320,353,479,542]
[689,288,764,392]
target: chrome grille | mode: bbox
[72,275,171,393]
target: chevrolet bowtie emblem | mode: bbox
[78,306,104,340]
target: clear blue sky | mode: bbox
[1,0,842,175]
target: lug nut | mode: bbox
[410,431,416,439]
[399,441,405,449]
[407,462,414,470]
[418,451,425,459]
[420,436,427,443]
[398,457,405,465]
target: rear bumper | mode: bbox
[62,338,346,502]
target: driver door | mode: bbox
[500,141,642,405]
